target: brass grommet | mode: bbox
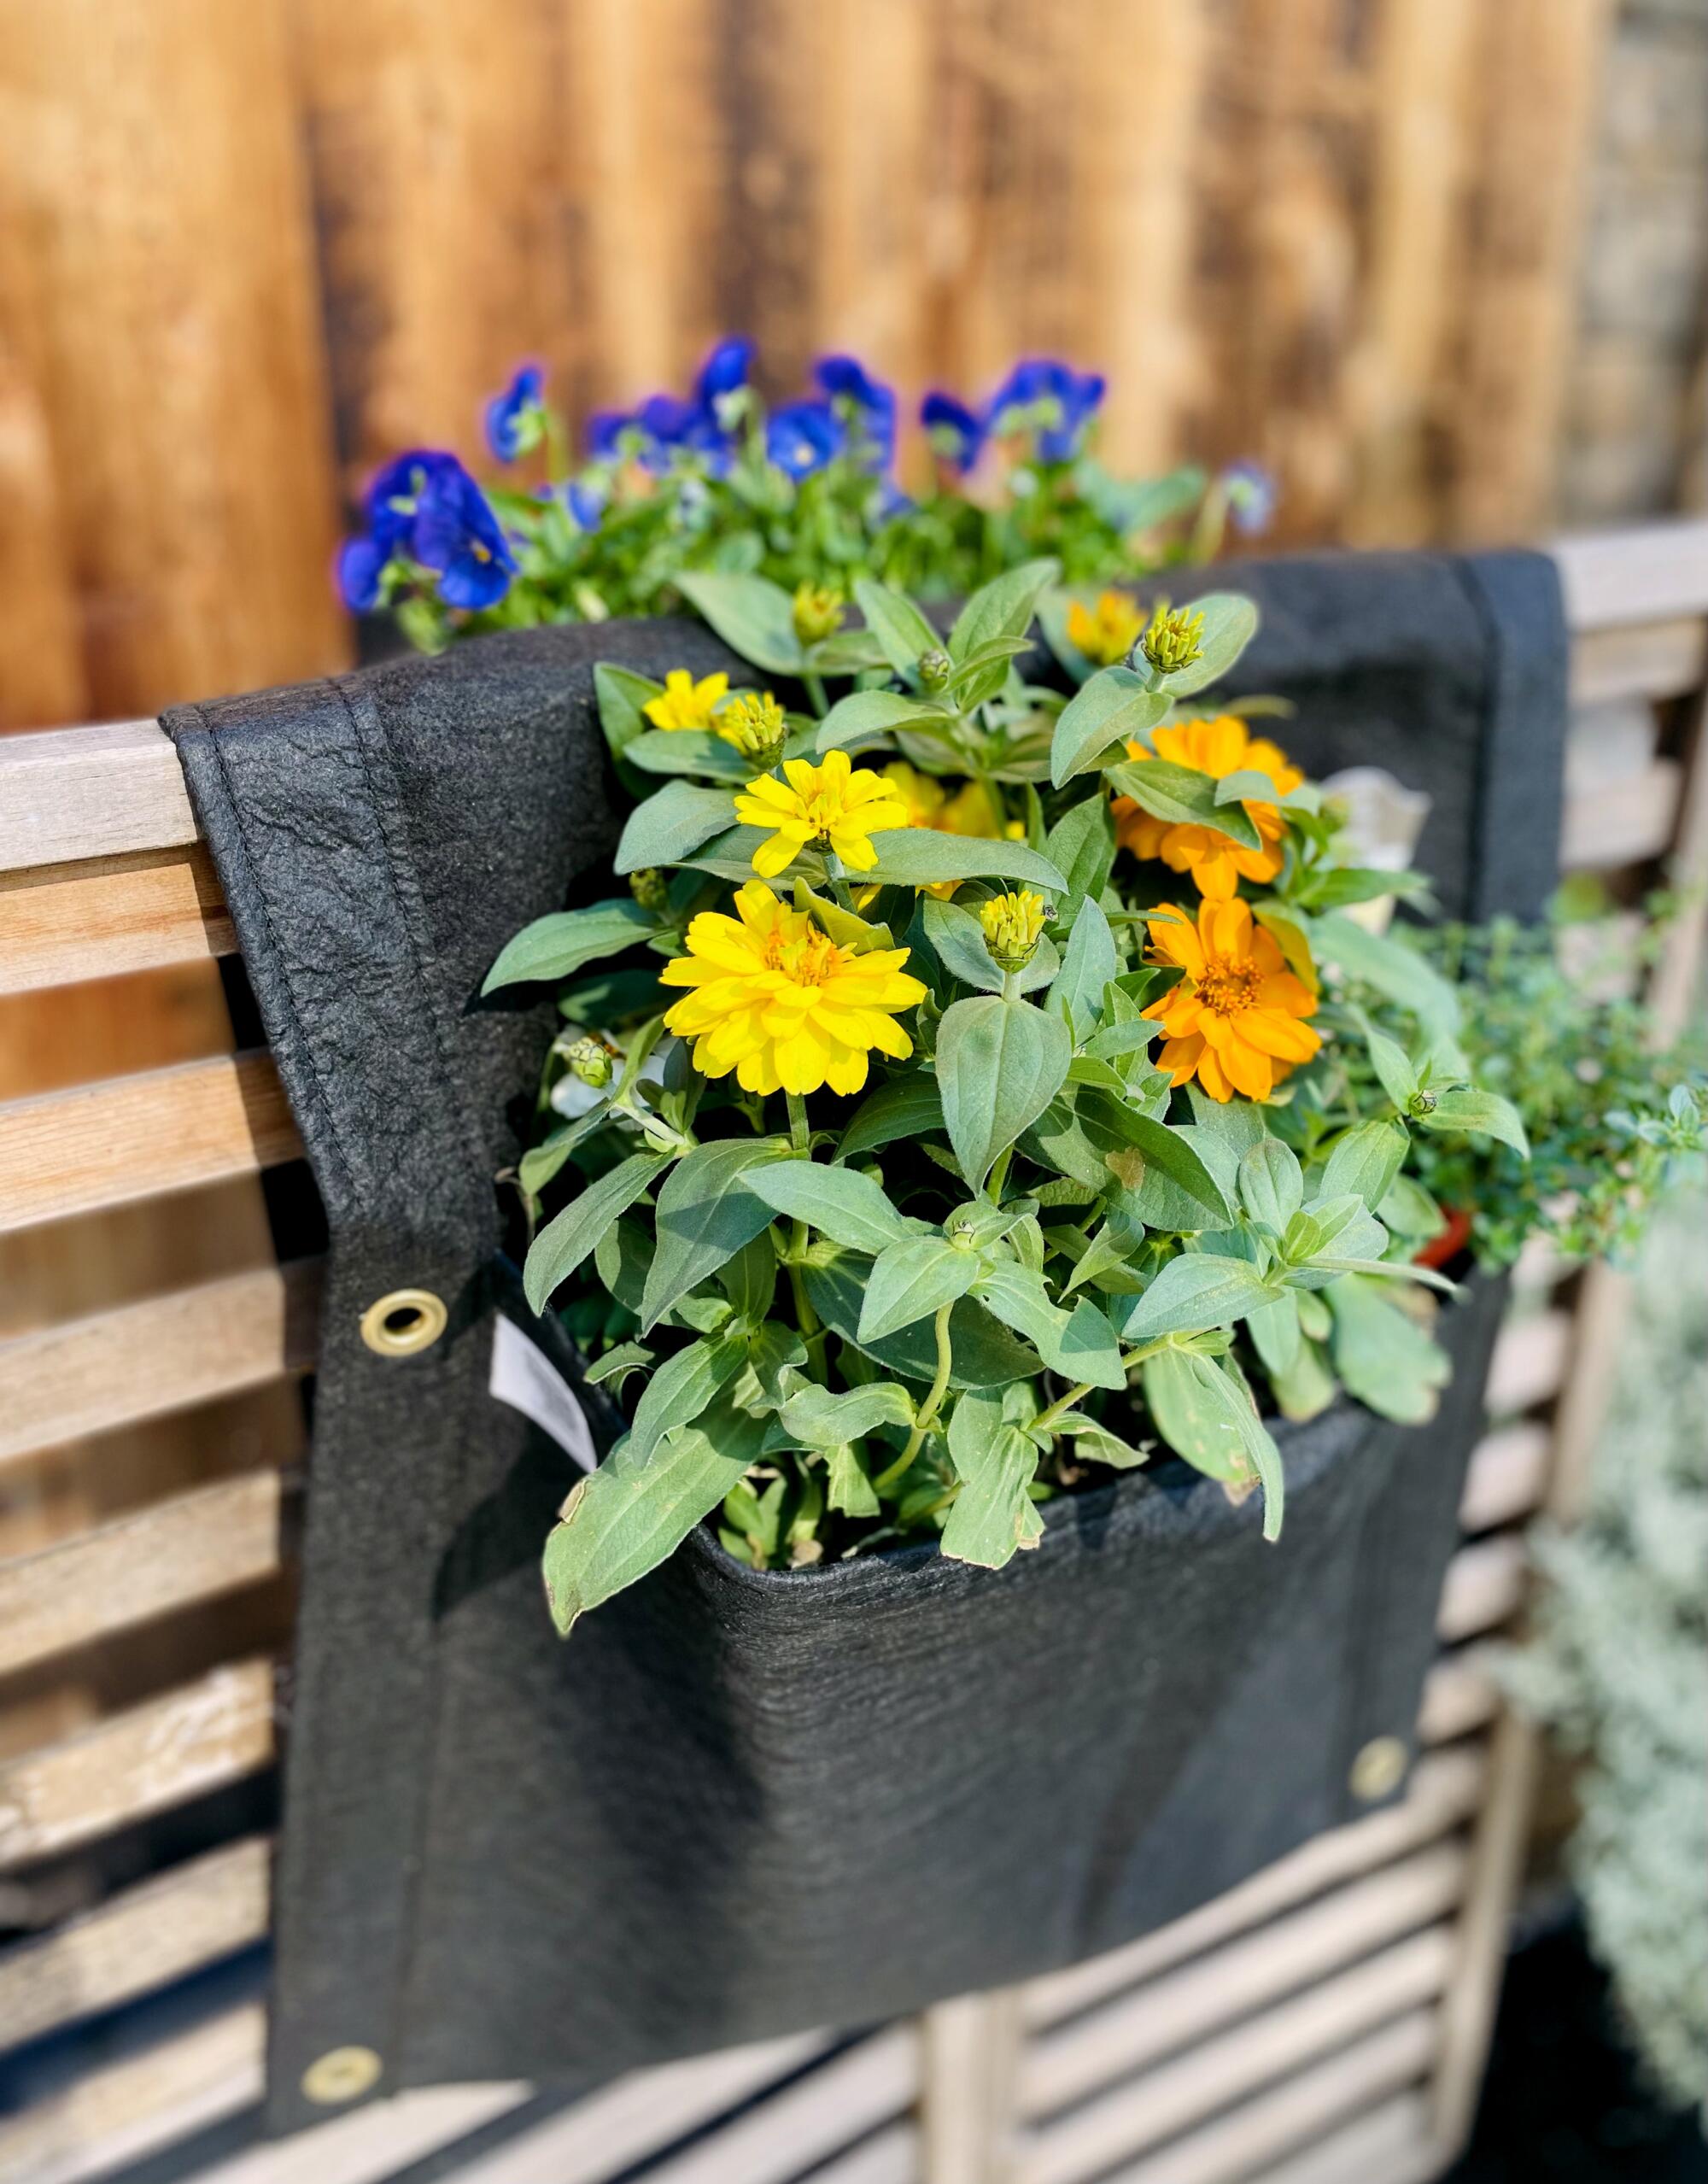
[1349,1735,1409,1803]
[301,2045,383,2105]
[360,1288,448,1357]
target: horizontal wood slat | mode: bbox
[1416,1648,1500,1748]
[1021,1845,1466,2117]
[1020,1931,1452,2184]
[1105,2026,1438,2184]
[1241,2093,1436,2184]
[1437,1537,1528,1645]
[0,1471,293,1675]
[0,1837,271,2051]
[0,1658,277,1873]
[0,721,197,875]
[1551,520,1708,631]
[0,2000,266,2184]
[0,1052,301,1234]
[1459,1422,1553,1532]
[1568,616,1708,707]
[1562,759,1682,868]
[1485,1309,1572,1416]
[0,1263,320,1466]
[0,845,236,996]
[1022,1746,1484,2031]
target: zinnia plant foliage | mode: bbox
[482,559,1584,1639]
[335,341,1272,647]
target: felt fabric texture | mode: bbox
[161,547,1563,2134]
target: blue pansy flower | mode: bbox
[921,390,986,475]
[334,450,461,611]
[814,354,896,468]
[336,535,389,612]
[1221,460,1277,537]
[539,478,605,532]
[412,460,518,610]
[766,399,843,481]
[695,337,754,407]
[485,362,546,462]
[988,358,1106,460]
[586,409,635,461]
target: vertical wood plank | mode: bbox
[0,0,349,716]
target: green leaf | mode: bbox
[640,1136,791,1331]
[825,1443,880,1517]
[920,897,1007,996]
[623,729,752,782]
[524,1151,674,1312]
[861,832,1070,894]
[1106,1109,1238,1231]
[1142,1349,1284,1539]
[593,663,663,788]
[1364,1024,1420,1110]
[1051,1413,1150,1467]
[716,1231,777,1323]
[542,1397,768,1634]
[1312,1120,1408,1213]
[852,576,942,677]
[583,1340,653,1390]
[614,781,737,874]
[1185,1085,1271,1155]
[807,627,892,675]
[938,994,1073,1189]
[815,688,951,755]
[1238,1137,1304,1231]
[1418,1087,1530,1158]
[1123,1253,1280,1342]
[1311,913,1461,1036]
[1152,592,1260,697]
[1044,793,1118,916]
[973,1261,1126,1389]
[483,899,658,994]
[741,1158,920,1256]
[1214,768,1286,806]
[518,1104,610,1196]
[629,1332,749,1464]
[674,571,804,675]
[778,1381,915,1448]
[836,1076,945,1162]
[1326,1275,1451,1423]
[943,1390,1043,1569]
[1047,896,1118,1031]
[946,557,1059,666]
[1102,759,1261,850]
[1049,669,1170,787]
[792,879,893,953]
[1247,1291,1301,1377]
[859,1236,984,1341]
[803,1255,1039,1388]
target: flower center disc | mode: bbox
[1196,955,1263,1016]
[764,929,842,987]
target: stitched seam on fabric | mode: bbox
[1448,555,1507,924]
[203,704,362,1204]
[330,673,491,1197]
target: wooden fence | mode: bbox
[0,0,1622,735]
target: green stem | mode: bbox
[804,668,829,718]
[986,1144,1015,1202]
[875,1302,956,1491]
[786,1091,811,1153]
[1031,1380,1094,1439]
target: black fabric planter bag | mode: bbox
[163,547,1565,2131]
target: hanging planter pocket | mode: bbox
[164,547,1564,2130]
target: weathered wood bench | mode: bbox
[2,521,1704,2184]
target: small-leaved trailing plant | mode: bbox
[335,342,1273,647]
[482,559,1688,1637]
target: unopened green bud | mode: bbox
[980,888,1050,974]
[1141,598,1206,677]
[629,867,669,913]
[717,690,789,767]
[792,581,845,647]
[918,647,953,691]
[1407,1088,1439,1118]
[566,1035,616,1088]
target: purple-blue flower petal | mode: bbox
[484,362,546,461]
[1221,459,1277,536]
[695,337,754,406]
[766,399,843,481]
[921,390,986,473]
[335,535,388,612]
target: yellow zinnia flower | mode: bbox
[1142,897,1320,1104]
[660,881,927,1098]
[1114,715,1303,901]
[717,691,788,764]
[734,750,912,880]
[644,669,730,733]
[1067,590,1146,669]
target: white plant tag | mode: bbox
[488,1314,597,1473]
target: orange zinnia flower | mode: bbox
[1114,715,1302,901]
[1143,898,1320,1104]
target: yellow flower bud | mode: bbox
[1141,598,1206,677]
[980,888,1050,973]
[791,582,845,647]
[717,691,789,766]
[1067,591,1146,669]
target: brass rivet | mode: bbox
[360,1288,447,1358]
[1350,1736,1409,1803]
[301,2045,383,2105]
